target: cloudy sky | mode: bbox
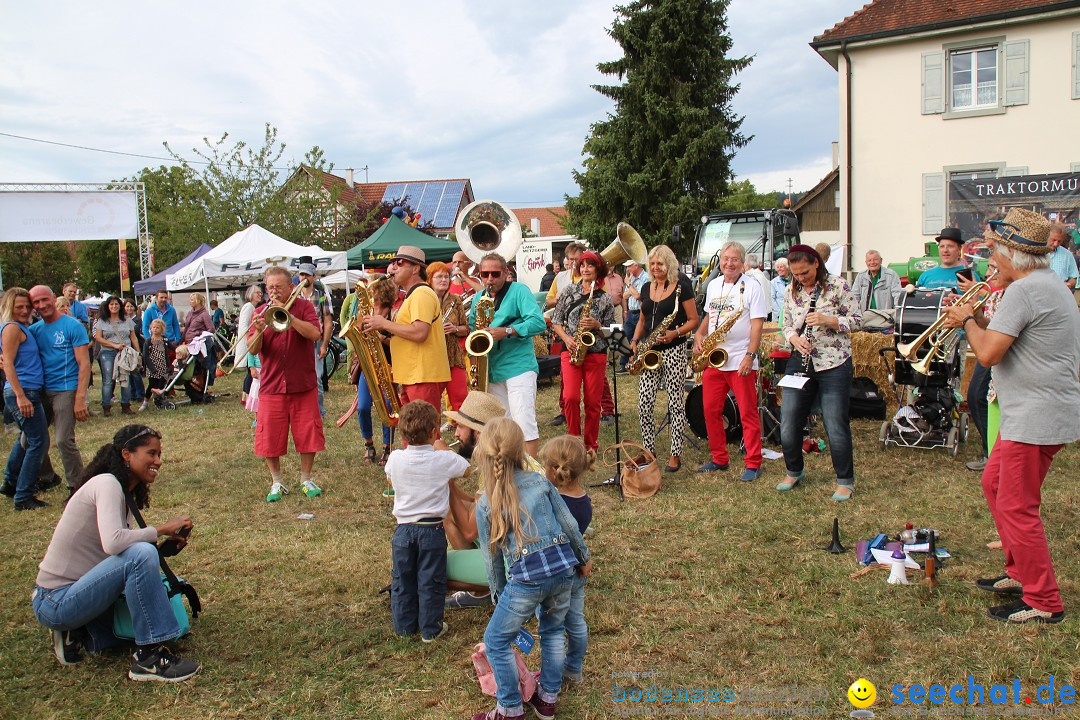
[0,0,863,207]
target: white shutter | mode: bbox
[1003,40,1029,106]
[1073,32,1080,100]
[923,173,945,235]
[1003,166,1028,177]
[922,52,945,114]
[1072,162,1080,172]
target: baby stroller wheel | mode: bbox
[959,413,969,443]
[879,421,890,448]
[948,427,959,457]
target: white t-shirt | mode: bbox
[703,273,768,371]
[385,444,472,524]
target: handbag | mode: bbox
[472,642,537,701]
[112,492,202,640]
[603,442,662,498]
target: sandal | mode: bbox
[363,441,376,464]
[378,446,391,467]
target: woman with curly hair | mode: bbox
[32,424,201,681]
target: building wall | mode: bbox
[839,14,1080,266]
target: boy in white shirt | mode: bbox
[384,400,470,642]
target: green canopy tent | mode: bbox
[346,216,460,268]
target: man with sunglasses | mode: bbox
[467,253,546,456]
[363,246,450,410]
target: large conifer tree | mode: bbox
[566,0,751,257]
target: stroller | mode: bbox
[151,333,221,409]
[878,288,969,455]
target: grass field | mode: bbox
[0,368,1077,720]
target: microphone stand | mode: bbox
[590,327,631,501]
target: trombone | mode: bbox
[897,273,996,375]
[222,278,308,374]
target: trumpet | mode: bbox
[897,273,996,375]
[229,278,308,372]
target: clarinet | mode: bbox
[798,285,823,376]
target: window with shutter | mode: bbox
[922,52,945,115]
[922,173,945,235]
[1073,32,1080,100]
[1003,40,1029,106]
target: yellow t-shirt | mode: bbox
[390,285,451,385]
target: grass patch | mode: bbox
[0,371,1076,718]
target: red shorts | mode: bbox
[255,388,325,458]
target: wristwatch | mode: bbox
[506,326,516,337]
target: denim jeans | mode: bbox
[97,348,130,408]
[356,373,392,445]
[564,574,588,678]
[32,542,182,650]
[780,357,855,485]
[967,362,990,456]
[391,523,447,638]
[129,371,146,401]
[484,570,574,712]
[3,388,48,503]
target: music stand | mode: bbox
[590,326,632,500]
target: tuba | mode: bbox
[339,284,401,427]
[600,222,649,267]
[466,293,494,392]
[455,199,523,265]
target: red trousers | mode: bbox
[702,367,761,469]
[981,439,1064,613]
[560,352,606,450]
[400,382,447,413]
[446,366,468,411]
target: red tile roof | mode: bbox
[512,207,568,238]
[813,0,1077,45]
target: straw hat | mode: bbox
[988,208,1053,255]
[443,391,507,433]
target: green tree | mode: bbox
[0,242,76,293]
[716,180,781,212]
[129,164,214,271]
[565,0,751,257]
[74,240,124,296]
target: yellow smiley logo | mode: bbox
[848,679,877,709]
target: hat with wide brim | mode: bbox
[443,391,507,433]
[988,208,1053,255]
[394,245,427,265]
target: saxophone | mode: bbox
[568,286,597,367]
[339,284,401,427]
[628,285,681,375]
[690,282,745,372]
[466,293,494,392]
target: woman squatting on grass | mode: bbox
[472,418,592,720]
[31,424,201,682]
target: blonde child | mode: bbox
[384,400,470,642]
[142,319,174,409]
[473,418,591,720]
[538,435,595,686]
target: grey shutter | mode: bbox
[1003,166,1028,177]
[922,51,945,114]
[1073,32,1080,99]
[922,173,945,235]
[1003,40,1029,106]
[1072,162,1080,172]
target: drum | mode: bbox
[895,288,958,385]
[685,385,741,442]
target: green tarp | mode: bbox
[346,216,460,268]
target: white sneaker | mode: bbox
[266,483,288,502]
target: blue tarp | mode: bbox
[132,243,213,295]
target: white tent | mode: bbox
[320,269,372,291]
[165,224,347,292]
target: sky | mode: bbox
[0,0,865,208]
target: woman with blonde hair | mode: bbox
[182,292,217,391]
[630,244,698,473]
[2,287,49,509]
[473,418,590,720]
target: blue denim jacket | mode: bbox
[475,469,590,598]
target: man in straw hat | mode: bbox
[363,246,450,411]
[945,207,1080,624]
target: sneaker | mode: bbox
[300,480,322,498]
[966,457,988,472]
[51,629,84,666]
[697,461,728,473]
[976,574,1023,596]
[987,598,1065,624]
[421,621,448,643]
[36,473,63,493]
[266,483,288,502]
[471,709,525,720]
[563,670,584,685]
[547,414,566,427]
[740,468,762,482]
[15,497,49,510]
[525,689,557,720]
[0,482,14,499]
[381,486,395,498]
[445,590,491,609]
[128,645,200,682]
[138,401,149,412]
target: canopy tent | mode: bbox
[320,269,373,291]
[133,243,213,296]
[346,216,460,268]
[166,224,346,292]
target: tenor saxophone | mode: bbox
[466,293,494,392]
[339,284,401,427]
[628,285,681,375]
[568,286,597,367]
[690,282,745,372]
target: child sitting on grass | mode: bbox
[384,400,470,643]
[472,418,591,720]
[538,435,594,686]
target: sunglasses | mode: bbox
[479,270,503,279]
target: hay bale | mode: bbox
[851,331,897,416]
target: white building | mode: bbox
[812,0,1080,266]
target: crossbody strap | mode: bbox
[124,491,202,617]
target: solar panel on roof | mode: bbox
[435,181,466,227]
[379,180,467,226]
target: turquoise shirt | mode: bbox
[467,282,546,384]
[916,265,979,290]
